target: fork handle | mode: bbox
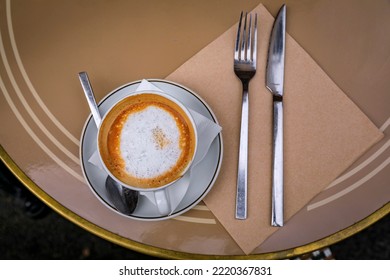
[235,84,249,219]
[271,99,284,226]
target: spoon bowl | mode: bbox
[105,176,139,215]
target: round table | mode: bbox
[1,0,389,259]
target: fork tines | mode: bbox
[234,12,257,64]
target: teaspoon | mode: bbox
[105,176,139,215]
[78,71,139,214]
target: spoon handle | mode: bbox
[78,71,102,127]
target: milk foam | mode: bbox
[119,105,182,179]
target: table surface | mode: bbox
[0,0,389,259]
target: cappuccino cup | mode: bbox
[97,90,198,215]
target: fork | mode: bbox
[234,12,258,220]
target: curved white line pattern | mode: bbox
[308,117,390,210]
[6,0,80,146]
[192,205,210,211]
[173,215,216,224]
[326,139,390,189]
[308,157,390,211]
[0,29,79,164]
[0,76,85,182]
[326,117,389,190]
[380,117,390,132]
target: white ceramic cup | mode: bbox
[97,90,198,215]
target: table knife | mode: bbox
[266,4,286,227]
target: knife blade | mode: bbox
[266,4,286,227]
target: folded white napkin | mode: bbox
[88,79,222,215]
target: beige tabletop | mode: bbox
[0,0,389,259]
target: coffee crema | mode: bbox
[98,93,196,189]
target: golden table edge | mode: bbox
[1,145,388,260]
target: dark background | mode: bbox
[0,161,388,260]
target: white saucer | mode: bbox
[80,79,223,221]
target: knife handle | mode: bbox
[235,86,249,220]
[271,99,284,226]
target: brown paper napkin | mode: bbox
[167,3,383,254]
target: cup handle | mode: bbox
[154,189,171,215]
